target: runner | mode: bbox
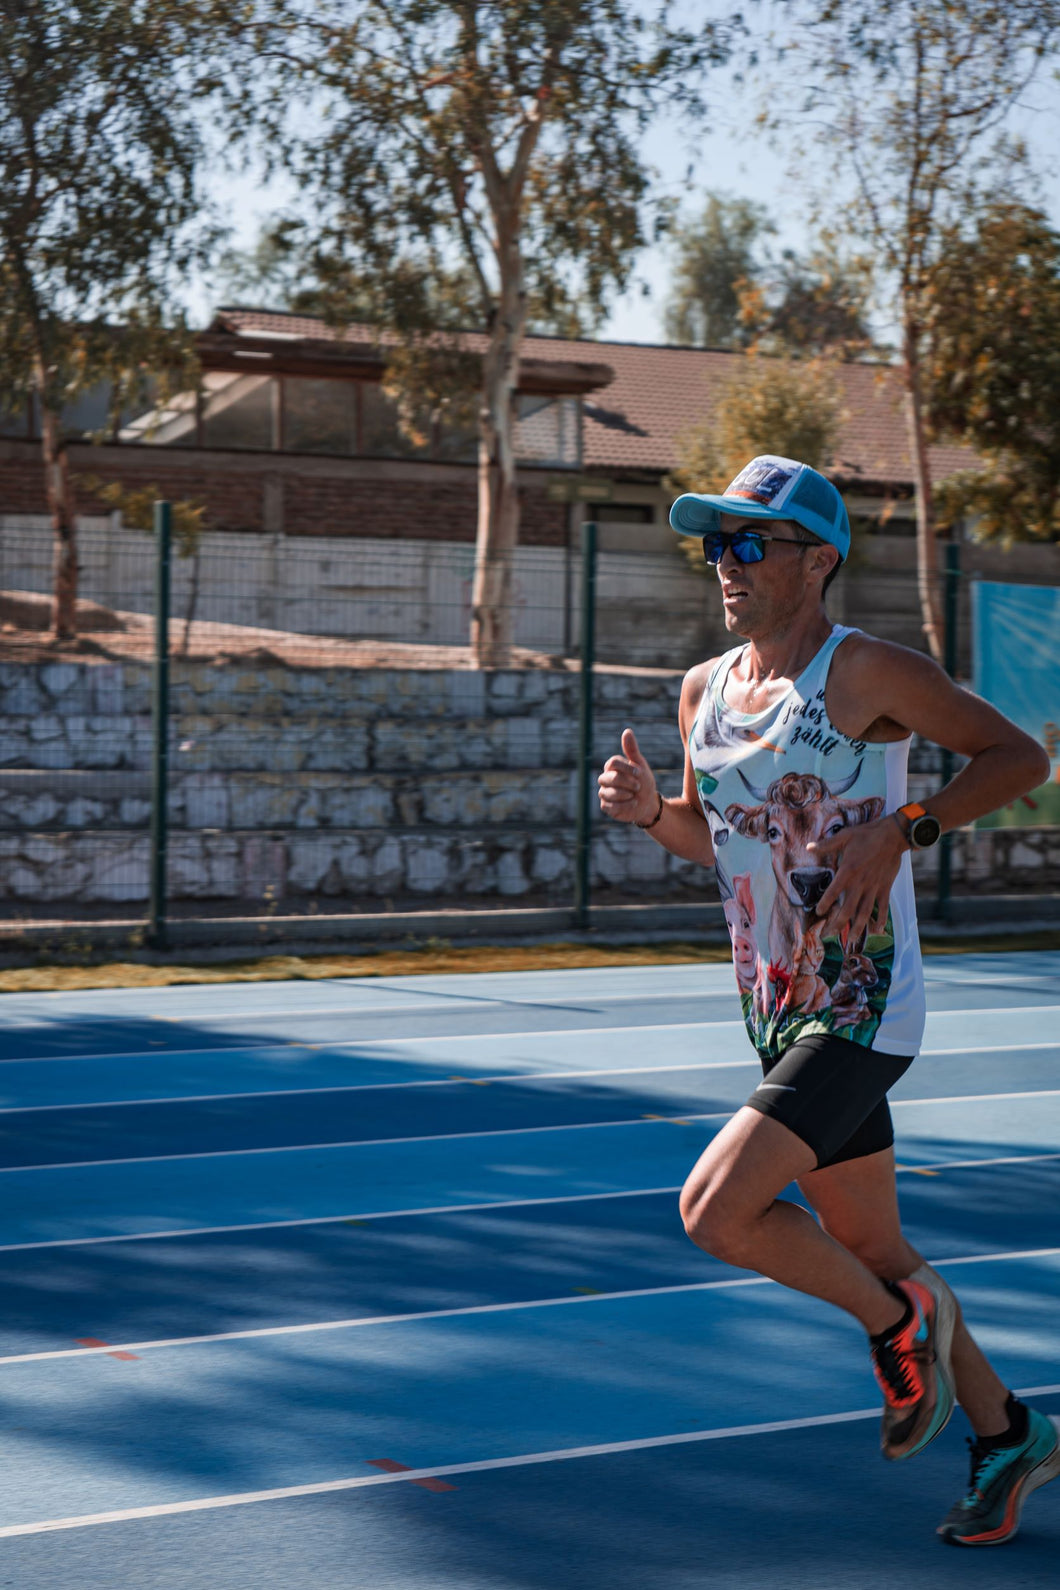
[598,454,1060,1546]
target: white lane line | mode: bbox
[0,1057,761,1116]
[889,1088,1060,1109]
[3,1244,1056,1367]
[5,1381,1060,1540]
[0,1185,686,1255]
[0,1147,1056,1256]
[1,1009,1055,1076]
[921,1040,1060,1056]
[0,1018,746,1069]
[0,1111,733,1174]
[109,988,745,1022]
[0,1277,776,1365]
[0,1038,1056,1116]
[912,1150,1060,1172]
[5,1087,1058,1175]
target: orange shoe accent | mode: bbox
[958,1478,1027,1544]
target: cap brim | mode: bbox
[669,493,796,536]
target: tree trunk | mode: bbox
[902,330,944,663]
[181,540,202,657]
[39,389,80,642]
[470,234,527,668]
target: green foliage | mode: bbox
[926,201,1060,543]
[212,219,319,312]
[0,0,220,420]
[797,1,1060,315]
[214,217,593,339]
[788,0,1060,656]
[670,354,843,495]
[84,478,207,555]
[664,196,875,356]
[738,237,875,358]
[239,2,741,413]
[663,194,771,349]
[668,353,844,571]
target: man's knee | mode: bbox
[679,1176,760,1266]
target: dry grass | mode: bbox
[0,931,1056,994]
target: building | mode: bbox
[1,310,1055,667]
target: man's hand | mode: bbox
[807,816,909,943]
[598,728,660,826]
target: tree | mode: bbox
[663,193,771,349]
[212,220,320,312]
[245,1,738,666]
[86,478,208,653]
[793,0,1060,660]
[925,201,1060,544]
[668,352,844,570]
[737,237,875,358]
[0,1,217,639]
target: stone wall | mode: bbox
[1,655,1057,914]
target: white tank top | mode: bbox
[691,625,925,1059]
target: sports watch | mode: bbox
[894,802,942,850]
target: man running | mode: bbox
[598,454,1059,1546]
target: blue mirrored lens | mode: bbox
[702,532,765,565]
[733,533,765,563]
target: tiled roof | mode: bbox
[214,308,974,488]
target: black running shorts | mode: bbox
[744,1031,915,1170]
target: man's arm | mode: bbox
[811,638,1051,939]
[597,661,717,867]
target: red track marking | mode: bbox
[75,1338,139,1361]
[367,1459,456,1492]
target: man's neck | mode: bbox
[739,610,834,686]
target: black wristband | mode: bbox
[637,792,665,830]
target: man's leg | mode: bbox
[796,1145,1010,1437]
[679,1105,908,1336]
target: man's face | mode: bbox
[715,513,814,637]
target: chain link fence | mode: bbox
[0,512,1054,947]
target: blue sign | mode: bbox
[972,581,1060,828]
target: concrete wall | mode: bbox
[0,516,712,667]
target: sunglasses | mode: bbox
[701,529,809,566]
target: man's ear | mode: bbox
[811,545,839,585]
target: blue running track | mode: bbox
[0,952,1057,1587]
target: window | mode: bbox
[283,378,357,455]
[118,379,199,447]
[855,511,915,538]
[61,382,114,439]
[360,383,429,457]
[434,410,478,463]
[514,394,580,467]
[201,372,275,450]
[585,503,654,524]
[0,399,29,438]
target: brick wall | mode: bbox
[0,440,569,547]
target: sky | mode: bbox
[187,37,1060,349]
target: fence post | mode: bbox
[148,501,172,950]
[935,535,961,922]
[574,521,598,929]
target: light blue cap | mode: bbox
[669,454,851,561]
